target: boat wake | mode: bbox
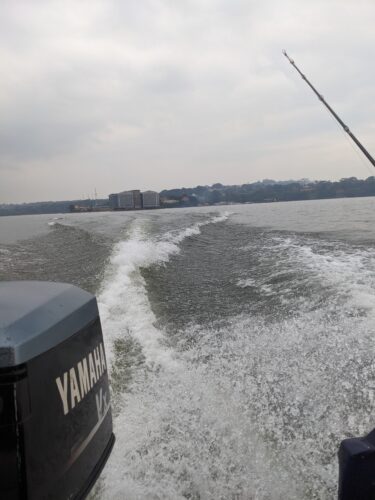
[90,206,375,500]
[98,212,230,368]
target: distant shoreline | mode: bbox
[2,176,375,217]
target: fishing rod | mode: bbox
[282,50,375,169]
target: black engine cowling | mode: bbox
[0,281,115,500]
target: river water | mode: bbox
[2,198,375,499]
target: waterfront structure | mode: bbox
[109,193,119,209]
[109,189,159,210]
[142,191,160,209]
[118,191,134,209]
[132,190,142,209]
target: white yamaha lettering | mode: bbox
[55,342,107,415]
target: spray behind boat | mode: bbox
[284,51,375,499]
[0,281,115,500]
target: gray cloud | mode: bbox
[1,0,375,202]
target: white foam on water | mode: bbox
[98,225,178,370]
[48,220,65,227]
[101,301,375,499]
[277,236,375,316]
[101,315,304,500]
[236,278,257,288]
[98,212,229,369]
[236,278,274,296]
[237,233,375,317]
[165,212,230,244]
[97,221,375,499]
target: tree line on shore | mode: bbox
[160,176,375,206]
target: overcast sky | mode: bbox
[1,0,375,203]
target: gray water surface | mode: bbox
[2,198,375,499]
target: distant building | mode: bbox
[109,189,160,210]
[142,191,160,209]
[118,191,134,209]
[109,193,119,209]
[132,190,142,209]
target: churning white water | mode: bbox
[3,199,375,499]
[92,202,375,499]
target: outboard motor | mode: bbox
[0,281,115,500]
[338,430,375,499]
